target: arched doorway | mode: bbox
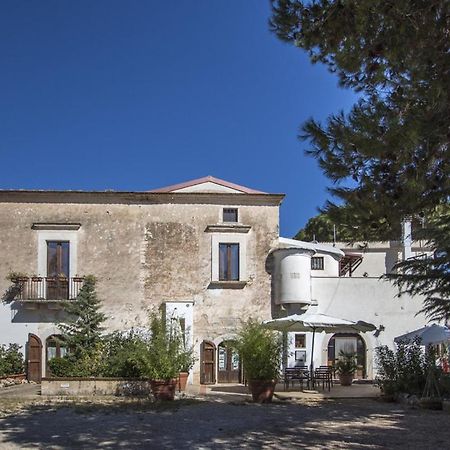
[45,335,68,376]
[328,333,367,379]
[200,340,216,384]
[217,340,241,383]
[27,334,42,383]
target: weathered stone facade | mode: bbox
[0,178,284,384]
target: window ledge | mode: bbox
[205,224,251,233]
[208,281,247,289]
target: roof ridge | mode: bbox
[149,176,267,194]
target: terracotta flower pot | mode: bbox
[177,372,189,392]
[151,379,177,400]
[248,380,277,403]
[338,373,354,386]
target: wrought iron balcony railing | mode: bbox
[11,276,84,301]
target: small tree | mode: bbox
[50,275,107,376]
[58,275,106,357]
[0,344,24,376]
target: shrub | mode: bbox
[102,330,150,378]
[47,356,75,377]
[234,319,282,381]
[0,344,24,376]
[375,338,428,397]
[147,311,186,380]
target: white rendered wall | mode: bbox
[311,276,428,378]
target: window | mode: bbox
[46,335,68,376]
[311,256,324,270]
[210,233,247,285]
[223,208,238,223]
[295,334,306,348]
[47,241,70,277]
[219,243,240,281]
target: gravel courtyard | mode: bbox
[0,395,449,449]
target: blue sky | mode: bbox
[0,1,356,237]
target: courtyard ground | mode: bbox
[0,385,449,449]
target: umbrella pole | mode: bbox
[310,327,316,389]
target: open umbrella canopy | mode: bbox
[394,324,450,346]
[263,312,376,378]
[263,312,376,334]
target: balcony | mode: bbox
[10,276,84,302]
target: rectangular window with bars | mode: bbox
[311,256,324,270]
[223,208,238,223]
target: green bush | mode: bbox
[234,319,282,381]
[47,356,75,377]
[147,311,186,380]
[102,330,150,378]
[0,344,24,376]
[375,338,428,397]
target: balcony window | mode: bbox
[219,243,240,281]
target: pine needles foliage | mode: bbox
[272,0,449,318]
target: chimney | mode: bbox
[402,217,412,261]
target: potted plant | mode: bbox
[147,311,184,400]
[7,271,29,283]
[335,351,357,386]
[176,335,196,392]
[234,319,282,403]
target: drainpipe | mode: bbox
[402,217,412,261]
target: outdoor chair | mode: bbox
[314,366,333,391]
[284,366,310,391]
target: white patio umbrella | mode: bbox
[263,312,376,380]
[394,324,450,346]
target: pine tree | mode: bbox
[271,0,450,317]
[58,275,106,360]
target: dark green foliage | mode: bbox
[102,331,150,378]
[334,351,357,375]
[52,275,107,377]
[375,338,429,396]
[270,0,449,233]
[234,319,282,381]
[147,311,185,380]
[0,344,24,376]
[47,356,75,377]
[440,374,450,398]
[387,207,450,321]
[271,1,449,317]
[58,275,106,360]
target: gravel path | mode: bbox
[0,396,449,449]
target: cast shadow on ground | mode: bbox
[0,398,449,449]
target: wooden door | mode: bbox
[217,341,241,383]
[200,341,216,384]
[46,241,70,299]
[27,334,42,383]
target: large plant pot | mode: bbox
[248,380,277,403]
[420,397,443,410]
[338,373,354,386]
[151,379,177,400]
[177,372,189,392]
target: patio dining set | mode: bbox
[283,365,334,391]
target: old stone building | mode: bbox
[0,176,431,384]
[0,177,284,384]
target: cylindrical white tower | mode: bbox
[272,248,314,306]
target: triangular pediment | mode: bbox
[150,176,266,194]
